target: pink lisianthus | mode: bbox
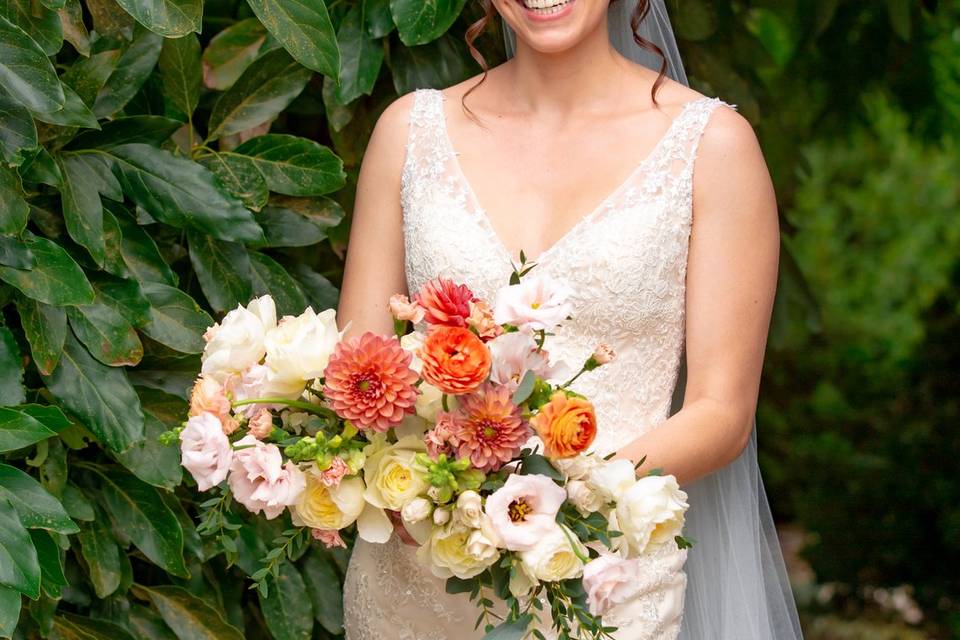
[493,274,573,331]
[318,456,350,488]
[582,553,650,617]
[312,528,347,549]
[485,473,567,551]
[450,384,531,472]
[487,332,554,388]
[424,411,460,459]
[180,412,233,491]
[389,294,425,323]
[414,278,475,327]
[323,333,420,432]
[228,435,305,519]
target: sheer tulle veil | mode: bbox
[502,2,804,638]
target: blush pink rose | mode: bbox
[582,553,649,617]
[484,473,566,551]
[180,412,233,491]
[228,435,305,519]
[318,456,350,488]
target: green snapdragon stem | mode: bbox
[232,397,332,416]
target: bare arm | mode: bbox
[336,94,414,337]
[613,107,780,486]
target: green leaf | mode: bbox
[108,143,264,243]
[35,80,99,129]
[258,560,313,640]
[61,484,94,521]
[0,233,94,306]
[0,327,24,406]
[90,273,151,327]
[93,29,164,118]
[0,498,39,599]
[76,512,121,598]
[91,468,187,577]
[30,530,66,598]
[68,116,182,150]
[42,332,144,452]
[291,264,338,311]
[19,146,62,187]
[0,236,32,268]
[0,406,64,452]
[52,614,137,640]
[249,251,308,316]
[159,34,201,115]
[56,154,106,266]
[0,167,28,235]
[389,0,466,46]
[519,453,563,482]
[887,0,912,41]
[244,0,339,78]
[300,551,342,634]
[363,0,393,38]
[481,614,534,640]
[672,0,718,41]
[115,410,182,489]
[139,282,212,354]
[58,0,89,56]
[2,0,63,55]
[0,464,78,534]
[201,18,267,91]
[67,301,144,367]
[127,604,179,640]
[112,211,178,286]
[335,3,384,104]
[133,584,245,640]
[84,0,135,39]
[0,85,38,166]
[511,370,536,405]
[0,585,19,638]
[0,14,64,112]
[114,0,202,37]
[388,33,471,95]
[187,230,252,313]
[744,8,796,68]
[196,151,268,211]
[127,353,197,400]
[206,48,312,141]
[233,134,345,196]
[255,206,328,247]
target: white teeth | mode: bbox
[521,0,571,14]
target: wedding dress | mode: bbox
[343,86,728,640]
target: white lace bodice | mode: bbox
[344,87,729,640]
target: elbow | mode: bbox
[700,397,754,468]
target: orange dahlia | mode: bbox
[323,332,419,432]
[452,384,531,472]
[531,391,597,459]
[414,278,475,327]
[419,326,492,395]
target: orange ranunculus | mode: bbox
[419,326,492,395]
[531,391,597,459]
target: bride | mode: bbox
[336,0,803,638]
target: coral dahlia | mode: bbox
[323,332,419,432]
[452,384,531,472]
[415,278,476,327]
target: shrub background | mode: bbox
[0,0,956,638]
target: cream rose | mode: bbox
[454,490,483,529]
[567,480,604,516]
[401,497,433,524]
[291,472,365,530]
[587,458,638,503]
[615,475,689,555]
[201,296,277,381]
[519,525,586,582]
[418,523,499,580]
[264,307,340,384]
[362,435,429,511]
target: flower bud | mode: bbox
[401,497,433,524]
[433,506,451,526]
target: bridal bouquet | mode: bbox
[164,259,692,639]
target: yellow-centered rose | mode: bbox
[292,473,365,530]
[417,523,500,580]
[363,435,429,511]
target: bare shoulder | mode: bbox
[698,103,763,165]
[361,90,420,179]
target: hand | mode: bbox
[386,509,419,546]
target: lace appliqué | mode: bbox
[344,87,730,640]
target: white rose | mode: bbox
[615,475,689,556]
[519,525,586,582]
[433,506,451,526]
[362,435,429,511]
[400,331,426,372]
[567,480,604,516]
[465,529,500,565]
[401,497,433,524]
[415,381,444,422]
[201,296,277,381]
[588,458,637,502]
[553,454,600,481]
[454,490,483,529]
[417,523,499,580]
[264,307,340,384]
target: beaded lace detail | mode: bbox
[343,88,729,640]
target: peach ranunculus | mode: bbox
[419,326,492,395]
[414,278,475,328]
[467,299,502,341]
[531,391,597,459]
[188,375,238,435]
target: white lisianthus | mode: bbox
[454,490,483,529]
[615,475,689,556]
[401,497,433,524]
[566,480,604,516]
[264,307,340,385]
[201,296,277,382]
[291,472,365,530]
[362,435,430,511]
[493,274,574,332]
[588,458,638,503]
[418,523,499,580]
[519,525,587,582]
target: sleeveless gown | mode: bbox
[343,88,728,640]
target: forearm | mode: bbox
[611,396,753,487]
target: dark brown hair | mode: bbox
[462,0,669,118]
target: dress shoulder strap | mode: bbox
[401,88,449,199]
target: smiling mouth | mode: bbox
[517,0,575,16]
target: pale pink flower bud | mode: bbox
[189,376,236,435]
[389,294,425,323]
[247,408,274,440]
[311,528,347,549]
[592,344,616,366]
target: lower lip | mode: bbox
[517,0,576,22]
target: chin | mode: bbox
[495,0,608,54]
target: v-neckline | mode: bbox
[434,90,703,265]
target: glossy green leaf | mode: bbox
[389,0,465,46]
[0,85,38,166]
[292,263,339,311]
[0,233,94,306]
[2,0,63,55]
[56,154,106,266]
[0,236,31,268]
[112,212,178,286]
[187,230,252,313]
[52,613,137,640]
[363,0,393,38]
[127,353,197,400]
[91,468,187,577]
[244,0,339,78]
[254,205,329,247]
[233,134,345,196]
[0,15,64,113]
[196,151,269,211]
[108,143,264,243]
[68,116,182,150]
[67,302,143,367]
[29,530,66,599]
[15,297,65,375]
[249,251,308,316]
[139,282,211,354]
[258,560,313,640]
[207,48,312,141]
[481,614,534,640]
[201,18,267,90]
[0,585,19,638]
[301,551,343,634]
[0,406,65,452]
[58,0,90,56]
[19,147,62,187]
[127,604,179,640]
[0,464,78,534]
[0,167,28,236]
[42,332,144,452]
[133,584,245,640]
[388,33,471,95]
[0,498,39,599]
[89,273,151,327]
[335,2,384,104]
[60,484,94,522]
[93,29,164,118]
[0,326,24,407]
[76,511,121,598]
[159,34,201,115]
[84,0,134,39]
[114,410,182,489]
[114,0,202,37]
